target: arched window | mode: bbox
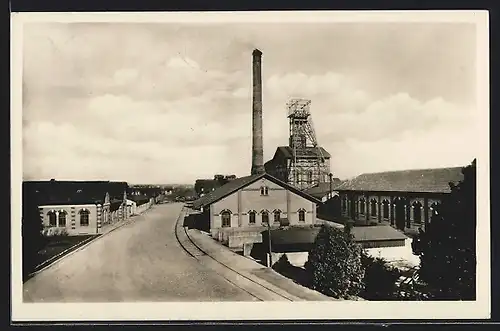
[382,200,389,219]
[79,209,90,227]
[248,210,256,224]
[298,209,306,222]
[371,199,377,216]
[360,198,365,214]
[221,210,231,227]
[58,210,67,227]
[430,202,439,216]
[48,211,57,227]
[261,210,269,224]
[412,201,422,223]
[273,210,281,223]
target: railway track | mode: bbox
[174,206,295,302]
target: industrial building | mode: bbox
[264,98,332,190]
[191,49,321,255]
[330,167,465,232]
[24,180,159,236]
[194,174,237,198]
[24,180,130,235]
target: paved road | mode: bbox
[23,203,257,302]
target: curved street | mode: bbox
[23,203,257,302]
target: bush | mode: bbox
[304,224,365,299]
[395,282,430,301]
[42,227,69,237]
[360,254,402,300]
[272,254,292,272]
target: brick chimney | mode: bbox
[251,48,265,175]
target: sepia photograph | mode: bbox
[11,10,490,321]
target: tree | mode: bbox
[413,159,476,300]
[304,224,365,299]
[22,188,46,280]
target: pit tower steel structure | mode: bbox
[286,98,328,190]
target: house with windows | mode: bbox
[191,172,322,254]
[126,195,155,216]
[323,167,465,232]
[24,180,129,236]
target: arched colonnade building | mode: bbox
[317,167,465,232]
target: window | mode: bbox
[342,197,347,212]
[308,171,313,184]
[79,209,90,227]
[221,210,231,227]
[430,203,439,216]
[273,210,281,223]
[360,198,365,214]
[48,211,57,227]
[248,211,256,224]
[260,186,269,196]
[58,211,67,227]
[261,210,269,224]
[298,209,306,222]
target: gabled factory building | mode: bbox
[191,49,321,254]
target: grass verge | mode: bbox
[23,234,100,282]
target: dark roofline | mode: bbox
[354,166,463,177]
[196,172,322,208]
[334,189,450,196]
[37,200,104,206]
[24,180,128,184]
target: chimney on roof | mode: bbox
[251,48,265,175]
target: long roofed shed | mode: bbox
[335,167,464,194]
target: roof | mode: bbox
[129,195,151,206]
[350,225,408,242]
[303,180,343,199]
[267,225,408,246]
[194,179,224,195]
[335,167,464,194]
[191,172,322,210]
[274,146,331,159]
[23,180,128,206]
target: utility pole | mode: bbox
[328,172,333,200]
[267,221,272,268]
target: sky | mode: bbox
[22,21,478,184]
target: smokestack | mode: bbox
[251,48,265,175]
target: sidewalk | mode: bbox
[29,207,153,280]
[185,226,335,301]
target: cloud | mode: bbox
[21,22,478,183]
[167,56,200,69]
[22,120,240,183]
